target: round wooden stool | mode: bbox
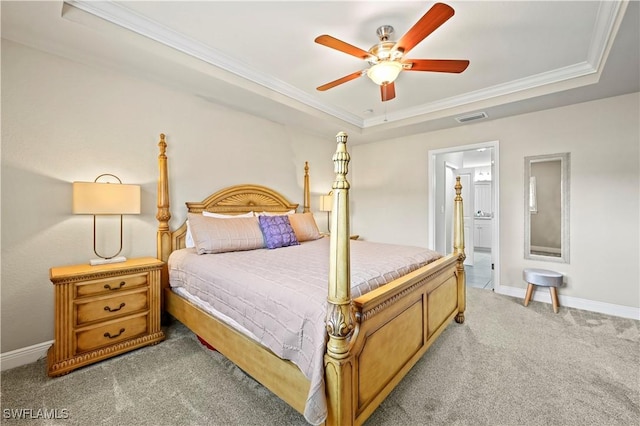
[523,268,563,313]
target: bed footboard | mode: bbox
[330,254,463,424]
[323,132,465,425]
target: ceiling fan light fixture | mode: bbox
[367,61,403,85]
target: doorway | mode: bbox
[428,141,499,290]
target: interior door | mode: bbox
[455,168,475,266]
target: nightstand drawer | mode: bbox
[76,273,149,298]
[75,289,149,326]
[49,257,165,376]
[76,314,148,354]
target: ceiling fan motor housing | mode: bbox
[369,26,403,65]
[376,25,394,41]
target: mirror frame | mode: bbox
[524,152,570,263]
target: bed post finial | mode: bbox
[326,131,355,358]
[303,161,310,213]
[157,134,171,263]
[158,133,166,155]
[324,132,358,425]
[453,176,466,324]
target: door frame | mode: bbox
[428,140,500,290]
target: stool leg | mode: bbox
[550,287,559,313]
[524,284,534,307]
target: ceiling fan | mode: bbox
[314,2,469,102]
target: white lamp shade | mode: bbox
[319,194,333,212]
[73,182,141,215]
[367,61,403,85]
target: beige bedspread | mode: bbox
[168,237,441,425]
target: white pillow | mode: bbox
[185,211,255,248]
[256,210,295,216]
[203,211,255,218]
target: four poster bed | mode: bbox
[155,132,466,425]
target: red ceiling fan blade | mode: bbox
[380,82,396,102]
[393,3,455,56]
[315,35,373,60]
[316,71,364,91]
[404,59,470,73]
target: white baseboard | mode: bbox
[494,284,640,320]
[1,340,52,372]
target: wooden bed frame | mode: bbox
[156,132,466,425]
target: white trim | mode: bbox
[365,62,596,127]
[428,141,500,290]
[494,285,640,320]
[64,0,363,128]
[444,161,459,171]
[588,0,625,67]
[1,340,52,372]
[65,0,624,129]
[491,145,500,287]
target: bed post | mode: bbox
[303,161,310,213]
[453,176,466,324]
[324,132,358,425]
[156,134,171,264]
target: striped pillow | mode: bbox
[188,213,265,254]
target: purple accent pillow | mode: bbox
[258,215,300,249]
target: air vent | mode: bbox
[455,112,488,123]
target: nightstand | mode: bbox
[47,257,165,377]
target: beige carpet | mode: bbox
[2,288,638,425]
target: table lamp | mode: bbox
[73,174,140,265]
[319,191,333,233]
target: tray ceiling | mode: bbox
[2,1,638,144]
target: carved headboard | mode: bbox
[156,133,309,262]
[186,184,299,214]
[170,185,299,252]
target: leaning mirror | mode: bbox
[524,152,570,263]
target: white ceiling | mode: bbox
[2,1,639,145]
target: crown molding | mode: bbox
[65,0,624,130]
[65,0,363,127]
[587,0,626,67]
[364,1,623,127]
[364,61,597,127]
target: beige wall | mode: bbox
[351,92,639,311]
[0,40,335,353]
[2,38,638,355]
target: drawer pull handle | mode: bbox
[104,303,126,312]
[104,328,125,339]
[104,281,126,291]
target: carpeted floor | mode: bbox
[2,288,638,425]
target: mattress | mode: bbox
[168,237,441,425]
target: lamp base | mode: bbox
[90,256,127,266]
